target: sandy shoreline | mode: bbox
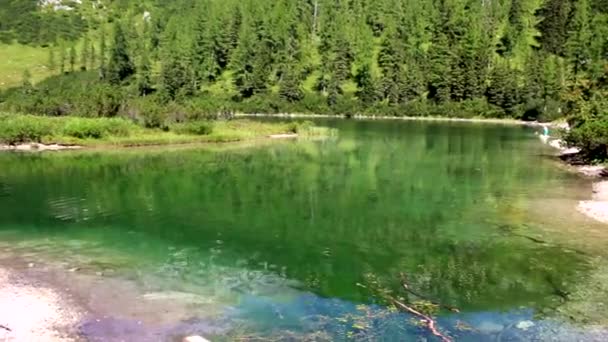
[540,133,608,224]
[0,143,82,152]
[0,267,83,341]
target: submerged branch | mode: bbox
[0,324,11,332]
[400,273,460,313]
[391,298,452,342]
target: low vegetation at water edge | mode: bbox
[0,113,325,147]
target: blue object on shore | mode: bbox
[543,126,549,136]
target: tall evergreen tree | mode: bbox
[232,9,272,98]
[99,29,107,78]
[566,0,592,77]
[69,45,77,72]
[536,0,574,56]
[81,33,90,70]
[59,44,66,74]
[90,44,97,70]
[428,31,452,103]
[21,69,32,91]
[355,64,378,104]
[106,22,135,85]
[137,47,152,96]
[48,47,56,72]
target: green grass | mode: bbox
[0,113,329,148]
[0,44,55,89]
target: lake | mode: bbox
[0,119,605,341]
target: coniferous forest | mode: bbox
[0,0,607,157]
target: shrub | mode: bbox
[122,97,167,129]
[564,115,608,161]
[170,121,214,135]
[61,117,137,139]
[0,114,58,144]
[286,120,314,134]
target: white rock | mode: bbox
[183,336,210,342]
[516,320,535,331]
[477,321,503,334]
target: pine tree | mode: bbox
[403,60,426,102]
[48,47,56,72]
[81,33,90,70]
[499,0,525,56]
[522,52,545,103]
[90,44,96,70]
[566,0,592,77]
[21,69,32,92]
[543,55,563,101]
[326,77,342,107]
[99,29,107,78]
[378,26,405,104]
[159,17,196,100]
[69,45,77,72]
[137,47,152,96]
[192,7,210,83]
[279,66,303,102]
[232,12,272,98]
[428,32,452,103]
[106,22,135,85]
[355,64,378,104]
[161,57,195,100]
[59,45,66,74]
[536,0,574,56]
[487,61,519,115]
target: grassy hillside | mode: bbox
[0,44,55,89]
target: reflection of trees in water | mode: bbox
[0,123,586,312]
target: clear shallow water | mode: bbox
[0,119,604,340]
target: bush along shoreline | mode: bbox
[0,113,330,150]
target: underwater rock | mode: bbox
[516,320,535,331]
[79,317,151,342]
[142,291,213,304]
[183,335,210,342]
[476,321,503,334]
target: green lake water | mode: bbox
[0,119,605,340]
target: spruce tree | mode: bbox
[279,66,304,102]
[81,33,90,70]
[21,69,32,91]
[428,32,452,103]
[59,45,66,74]
[137,48,152,96]
[48,47,56,72]
[69,45,77,72]
[566,0,592,77]
[90,44,96,70]
[536,0,573,56]
[99,29,107,78]
[232,13,272,98]
[378,26,405,104]
[107,22,135,85]
[355,64,378,104]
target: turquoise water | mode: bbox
[0,119,601,340]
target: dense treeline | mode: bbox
[0,0,607,155]
[0,0,89,45]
